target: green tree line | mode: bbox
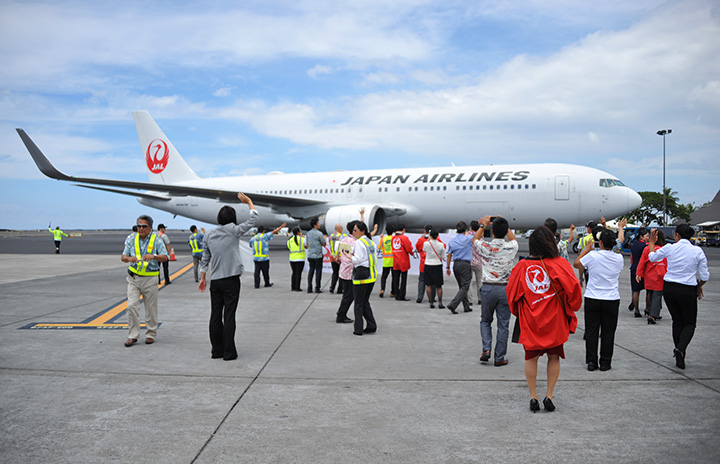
[627,188,697,226]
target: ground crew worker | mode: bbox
[157,224,171,285]
[249,223,286,288]
[287,227,306,291]
[48,224,68,254]
[120,214,168,347]
[328,224,348,294]
[188,225,205,283]
[378,225,395,298]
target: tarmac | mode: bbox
[0,231,718,464]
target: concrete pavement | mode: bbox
[0,241,718,463]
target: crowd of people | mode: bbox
[119,193,710,413]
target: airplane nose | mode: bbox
[628,189,642,211]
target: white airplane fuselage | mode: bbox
[138,163,641,231]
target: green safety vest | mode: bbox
[252,234,268,259]
[49,227,67,241]
[189,233,203,254]
[287,236,306,261]
[382,235,394,267]
[353,236,377,285]
[128,233,159,276]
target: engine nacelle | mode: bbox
[316,205,387,234]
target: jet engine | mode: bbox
[315,205,387,234]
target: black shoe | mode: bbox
[674,348,685,369]
[543,397,556,412]
[315,289,324,293]
[307,289,313,293]
[447,305,457,314]
[353,331,363,336]
[587,361,598,371]
[165,281,171,285]
[647,317,656,325]
[599,364,611,371]
[530,398,540,413]
[329,288,334,293]
[211,353,223,359]
[264,283,273,287]
[655,315,662,320]
[223,354,238,361]
[438,304,445,309]
[416,299,422,303]
[336,318,353,324]
[628,302,635,311]
[429,304,435,309]
[379,291,384,298]
[634,311,642,318]
[464,309,473,312]
[363,328,377,334]
[255,286,260,289]
[396,297,410,301]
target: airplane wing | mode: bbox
[17,129,326,208]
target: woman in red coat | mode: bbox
[507,226,582,413]
[636,229,668,324]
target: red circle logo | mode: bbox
[146,139,169,174]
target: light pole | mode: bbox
[656,129,672,225]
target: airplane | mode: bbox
[17,110,642,233]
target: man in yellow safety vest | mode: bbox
[48,225,69,254]
[120,215,168,347]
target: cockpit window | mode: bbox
[599,178,626,188]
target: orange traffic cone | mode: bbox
[169,247,176,261]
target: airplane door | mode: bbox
[555,175,569,200]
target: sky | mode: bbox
[1,0,718,230]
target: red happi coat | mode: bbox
[506,257,582,350]
[392,233,413,272]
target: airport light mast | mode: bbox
[657,129,672,225]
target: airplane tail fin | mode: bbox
[132,110,200,184]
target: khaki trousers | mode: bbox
[126,275,159,340]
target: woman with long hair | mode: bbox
[507,226,582,412]
[648,224,709,369]
[287,227,305,292]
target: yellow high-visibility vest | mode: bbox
[382,235,394,267]
[353,236,377,285]
[49,227,68,241]
[287,236,306,261]
[252,234,269,259]
[189,233,203,254]
[329,232,348,257]
[128,234,159,276]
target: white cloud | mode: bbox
[308,65,333,79]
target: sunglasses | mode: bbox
[136,224,150,229]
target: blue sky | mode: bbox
[1,0,718,230]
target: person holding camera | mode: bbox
[574,228,624,371]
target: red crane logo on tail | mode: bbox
[146,139,169,174]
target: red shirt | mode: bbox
[506,257,582,350]
[392,233,413,272]
[636,245,667,291]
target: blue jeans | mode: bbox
[480,285,511,362]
